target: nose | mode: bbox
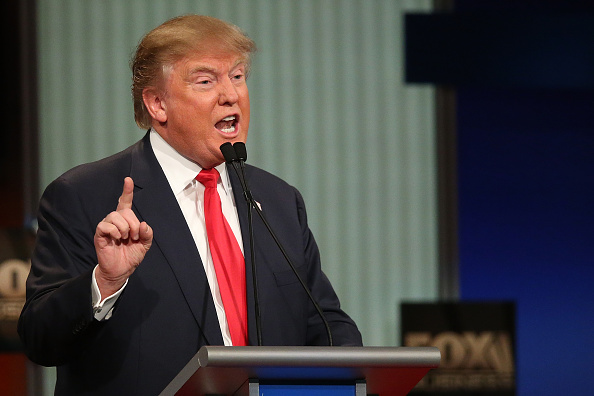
[218,77,239,106]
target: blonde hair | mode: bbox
[131,15,256,129]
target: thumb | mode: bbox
[139,222,153,249]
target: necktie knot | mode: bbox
[196,168,219,188]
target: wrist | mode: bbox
[95,268,128,298]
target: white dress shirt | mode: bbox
[92,129,244,346]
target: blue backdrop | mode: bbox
[458,88,594,395]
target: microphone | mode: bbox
[220,142,238,162]
[220,142,334,346]
[233,142,247,162]
[221,142,251,202]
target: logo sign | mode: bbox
[0,228,33,352]
[0,259,29,300]
[401,302,515,395]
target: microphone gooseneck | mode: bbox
[221,142,262,346]
[220,142,334,347]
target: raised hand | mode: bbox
[94,177,153,297]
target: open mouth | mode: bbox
[215,115,238,134]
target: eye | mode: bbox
[231,69,246,81]
[197,78,212,85]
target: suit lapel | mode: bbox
[128,134,224,346]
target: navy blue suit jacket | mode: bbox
[18,133,362,395]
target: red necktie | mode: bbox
[196,168,248,346]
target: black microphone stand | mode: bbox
[220,143,263,346]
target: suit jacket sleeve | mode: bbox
[294,188,363,346]
[18,175,110,366]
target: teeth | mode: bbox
[217,115,236,133]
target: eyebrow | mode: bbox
[187,59,246,77]
[186,65,217,78]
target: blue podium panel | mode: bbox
[259,383,355,396]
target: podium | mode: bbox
[160,346,440,396]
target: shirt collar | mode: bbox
[149,129,232,196]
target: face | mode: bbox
[146,50,250,169]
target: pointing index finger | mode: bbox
[117,177,135,211]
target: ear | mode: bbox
[142,87,168,123]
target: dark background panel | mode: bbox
[1,1,36,395]
[405,12,594,89]
[0,0,24,228]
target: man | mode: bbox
[18,14,362,395]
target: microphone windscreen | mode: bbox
[234,142,247,162]
[220,142,238,163]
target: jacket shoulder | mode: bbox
[57,139,144,187]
